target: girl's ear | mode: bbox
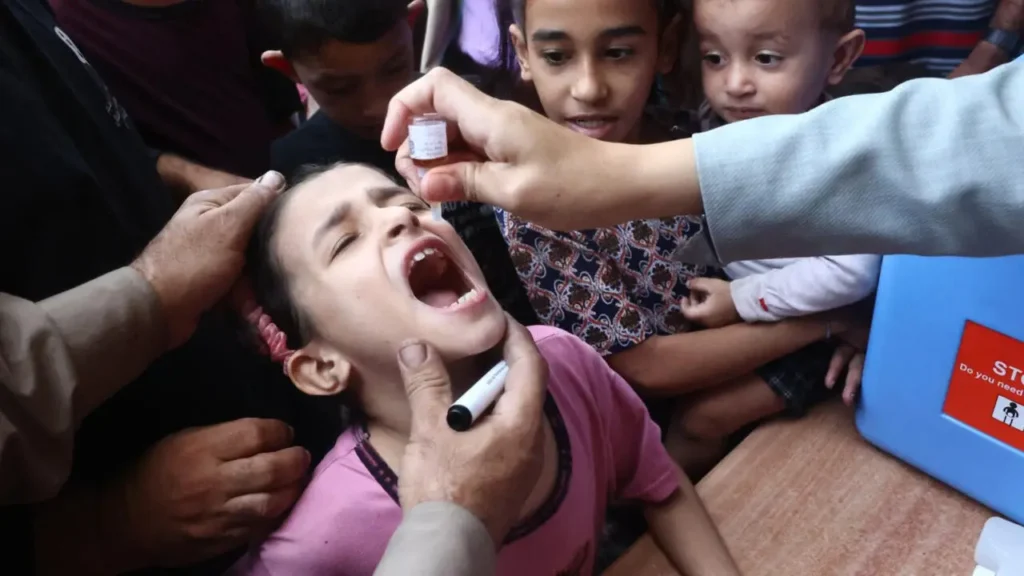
[286,342,353,397]
[510,23,532,81]
[407,0,425,28]
[828,29,866,86]
[261,50,299,83]
[657,14,683,75]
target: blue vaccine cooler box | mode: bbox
[857,255,1024,524]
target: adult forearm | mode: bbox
[693,63,1024,261]
[375,502,496,576]
[608,318,828,395]
[952,2,1024,77]
[0,268,165,504]
[42,268,167,423]
[156,153,249,200]
[992,0,1024,31]
[571,139,702,231]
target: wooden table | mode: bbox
[604,401,992,575]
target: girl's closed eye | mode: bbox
[754,51,783,67]
[403,201,429,212]
[330,234,357,260]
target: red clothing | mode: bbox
[855,0,995,75]
[49,0,300,177]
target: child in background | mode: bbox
[678,0,880,405]
[259,0,420,179]
[498,0,854,474]
[229,163,740,576]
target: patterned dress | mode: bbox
[496,107,713,356]
[497,105,835,416]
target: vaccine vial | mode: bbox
[408,113,448,221]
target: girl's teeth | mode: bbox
[412,247,439,262]
[447,288,479,309]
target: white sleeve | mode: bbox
[729,255,881,322]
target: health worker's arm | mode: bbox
[689,62,1024,262]
[375,502,496,576]
[0,268,166,504]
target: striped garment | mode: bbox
[855,0,996,74]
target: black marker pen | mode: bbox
[446,361,509,431]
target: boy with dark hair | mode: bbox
[258,0,539,326]
[259,0,420,179]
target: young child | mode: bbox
[499,0,852,473]
[677,0,881,404]
[229,163,740,576]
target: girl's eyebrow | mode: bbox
[366,186,411,204]
[532,25,647,42]
[314,202,351,249]
[313,186,419,248]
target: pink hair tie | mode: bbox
[230,281,297,369]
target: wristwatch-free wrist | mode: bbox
[984,28,1022,56]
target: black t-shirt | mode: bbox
[0,1,339,574]
[271,112,397,180]
[271,113,538,325]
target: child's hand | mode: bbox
[679,277,741,328]
[826,343,866,406]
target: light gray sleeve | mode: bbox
[374,502,497,576]
[692,61,1024,261]
[0,267,165,504]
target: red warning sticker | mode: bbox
[943,321,1024,452]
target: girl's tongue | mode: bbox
[420,288,460,308]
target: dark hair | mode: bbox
[492,0,703,109]
[258,0,409,59]
[506,0,682,30]
[823,0,856,32]
[246,163,345,351]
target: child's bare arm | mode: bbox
[607,316,829,396]
[645,465,740,576]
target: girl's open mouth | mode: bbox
[405,241,483,311]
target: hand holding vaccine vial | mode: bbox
[408,113,447,221]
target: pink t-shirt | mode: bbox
[232,326,678,576]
